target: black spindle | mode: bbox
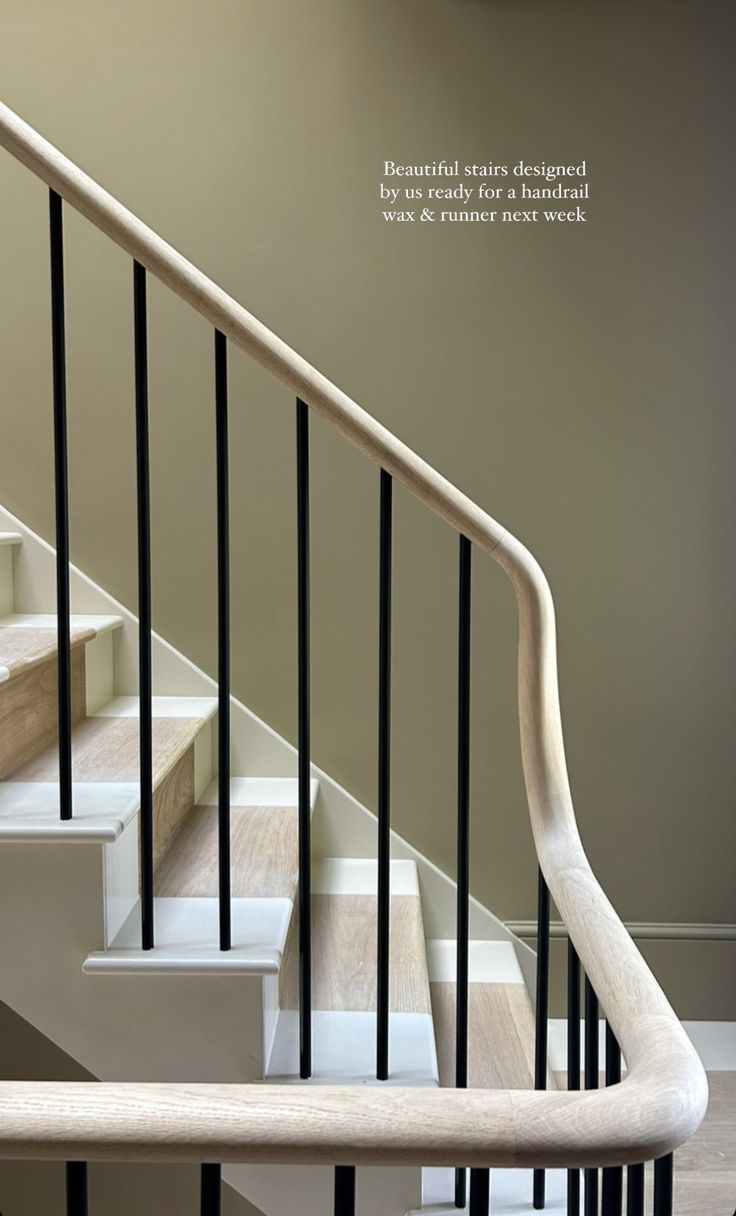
[584,976,599,1216]
[215,330,231,951]
[134,260,154,951]
[49,189,73,822]
[454,534,472,1210]
[653,1154,673,1216]
[626,1162,645,1216]
[533,869,550,1210]
[601,1023,623,1214]
[334,1166,356,1216]
[469,1167,489,1215]
[376,469,393,1080]
[296,397,312,1079]
[65,1162,88,1216]
[201,1163,222,1216]
[567,939,581,1216]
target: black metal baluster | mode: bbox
[134,260,154,951]
[533,869,550,1210]
[296,397,312,1079]
[49,189,73,822]
[455,534,472,1210]
[469,1166,489,1215]
[567,939,581,1215]
[377,469,393,1080]
[66,1161,88,1216]
[334,1166,356,1216]
[201,1163,222,1216]
[584,976,599,1216]
[626,1162,645,1216]
[653,1154,673,1216]
[601,1023,623,1214]
[215,330,231,952]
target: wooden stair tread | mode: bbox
[5,712,204,787]
[280,892,431,1014]
[432,980,548,1090]
[155,803,298,899]
[0,623,94,681]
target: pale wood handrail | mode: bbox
[0,100,708,1167]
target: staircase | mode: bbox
[0,511,550,1215]
[0,99,708,1216]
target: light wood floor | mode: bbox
[667,1071,735,1214]
[551,1070,735,1213]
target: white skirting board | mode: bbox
[547,1018,736,1073]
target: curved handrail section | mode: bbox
[0,100,708,1166]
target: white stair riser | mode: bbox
[85,630,114,715]
[0,545,14,616]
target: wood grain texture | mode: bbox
[6,716,202,786]
[280,895,431,1014]
[152,747,194,868]
[0,648,86,780]
[155,805,298,899]
[0,100,709,1166]
[431,982,556,1091]
[4,716,201,866]
[0,625,94,680]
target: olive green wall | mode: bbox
[0,0,734,1017]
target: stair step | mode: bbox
[0,611,119,660]
[427,939,556,1091]
[0,613,123,777]
[281,859,432,1014]
[0,694,215,843]
[83,896,292,975]
[155,777,318,900]
[268,858,438,1086]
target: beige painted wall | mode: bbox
[0,1,734,1015]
